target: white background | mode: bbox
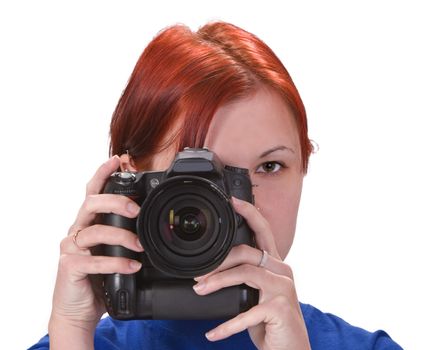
[1,1,425,349]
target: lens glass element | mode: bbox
[169,207,207,241]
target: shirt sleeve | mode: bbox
[27,334,49,350]
[300,303,403,350]
[372,330,404,350]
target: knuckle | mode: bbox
[120,258,134,273]
[275,275,297,298]
[118,229,132,243]
[235,310,248,324]
[59,237,70,253]
[90,256,103,271]
[85,181,93,196]
[108,227,126,244]
[122,196,136,209]
[81,197,90,213]
[239,200,252,213]
[271,294,289,309]
[99,160,110,173]
[82,195,95,213]
[105,194,126,213]
[67,222,79,236]
[217,324,229,337]
[119,197,131,211]
[234,244,248,260]
[240,263,255,275]
[58,254,74,273]
[91,224,104,242]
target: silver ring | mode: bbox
[258,249,268,268]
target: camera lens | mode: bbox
[138,175,236,278]
[171,207,206,240]
[181,214,199,234]
[159,197,216,255]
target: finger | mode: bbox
[205,302,271,341]
[193,264,292,297]
[60,234,91,257]
[231,197,280,259]
[195,245,292,281]
[59,254,142,283]
[72,193,141,229]
[62,225,144,254]
[206,295,305,343]
[86,155,121,196]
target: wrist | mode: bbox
[48,314,96,350]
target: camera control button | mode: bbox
[149,178,160,188]
[118,290,129,313]
[113,172,136,184]
[120,172,136,182]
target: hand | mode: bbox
[49,156,144,336]
[193,197,311,350]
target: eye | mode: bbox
[255,161,285,174]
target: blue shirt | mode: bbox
[28,303,403,349]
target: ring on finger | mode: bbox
[72,229,85,250]
[258,249,269,268]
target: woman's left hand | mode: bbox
[193,197,311,350]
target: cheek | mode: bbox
[252,177,303,259]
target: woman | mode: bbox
[29,22,402,349]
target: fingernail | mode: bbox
[130,260,142,270]
[193,282,206,293]
[106,155,120,164]
[231,196,242,206]
[205,330,216,341]
[136,238,144,251]
[194,274,209,282]
[127,202,140,216]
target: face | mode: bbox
[145,85,304,260]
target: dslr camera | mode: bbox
[98,148,259,319]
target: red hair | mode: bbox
[110,22,313,173]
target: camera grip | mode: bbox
[100,212,139,259]
[104,273,137,318]
[98,212,140,318]
[136,280,259,319]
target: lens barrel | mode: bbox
[137,175,236,278]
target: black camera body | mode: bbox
[98,148,259,320]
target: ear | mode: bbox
[119,153,138,172]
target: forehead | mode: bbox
[204,86,301,165]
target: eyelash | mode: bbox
[255,161,287,176]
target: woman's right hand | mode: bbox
[48,156,144,348]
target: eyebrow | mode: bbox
[259,145,295,158]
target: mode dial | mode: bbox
[113,171,136,185]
